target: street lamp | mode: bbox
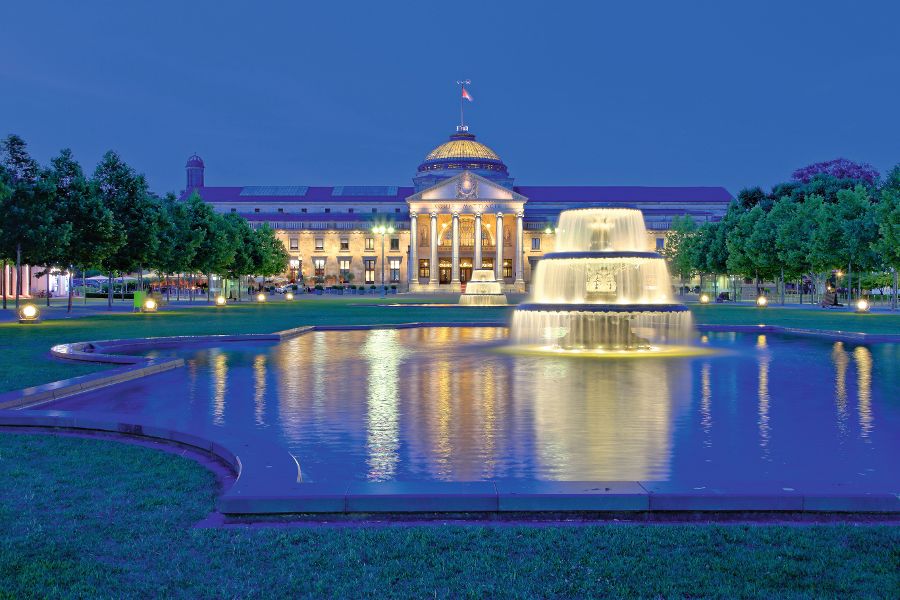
[373,225,394,298]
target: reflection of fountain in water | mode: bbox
[459,269,508,306]
[511,208,693,350]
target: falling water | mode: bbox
[511,208,693,350]
[460,269,508,306]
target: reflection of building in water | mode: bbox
[757,338,771,458]
[832,342,849,438]
[362,329,406,481]
[253,354,267,426]
[854,346,873,440]
[211,350,228,426]
[525,357,690,480]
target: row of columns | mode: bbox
[1,264,31,298]
[409,212,524,286]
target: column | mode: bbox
[495,212,504,280]
[429,212,438,286]
[474,213,482,271]
[451,212,460,283]
[409,212,418,284]
[514,211,525,284]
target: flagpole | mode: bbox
[456,79,470,130]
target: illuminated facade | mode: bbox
[183,128,732,290]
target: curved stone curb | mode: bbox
[696,323,900,344]
[0,409,302,510]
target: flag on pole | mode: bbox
[462,87,473,102]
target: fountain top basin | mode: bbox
[516,303,690,313]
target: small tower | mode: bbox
[185,154,205,190]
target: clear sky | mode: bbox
[2,1,898,196]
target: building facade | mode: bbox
[184,127,732,291]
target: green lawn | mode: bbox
[1,298,899,394]
[0,433,896,598]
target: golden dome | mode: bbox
[425,138,501,161]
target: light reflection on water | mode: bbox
[44,328,900,486]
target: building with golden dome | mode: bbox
[183,127,731,291]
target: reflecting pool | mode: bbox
[42,327,900,487]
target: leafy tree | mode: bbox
[771,195,820,302]
[792,158,879,186]
[184,192,235,302]
[254,224,290,278]
[222,213,258,300]
[736,186,768,211]
[0,135,63,309]
[49,149,122,311]
[93,151,161,305]
[661,215,697,288]
[153,193,202,302]
[726,205,765,281]
[874,181,900,309]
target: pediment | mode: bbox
[406,171,527,204]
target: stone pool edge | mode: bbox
[0,321,897,517]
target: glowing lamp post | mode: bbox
[372,225,394,298]
[18,303,40,324]
[141,298,158,313]
[756,295,768,308]
[699,293,710,304]
[855,299,870,313]
[215,295,227,307]
[257,293,267,303]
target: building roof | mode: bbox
[513,186,733,204]
[188,184,732,205]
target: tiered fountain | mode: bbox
[511,208,693,350]
[459,269,508,306]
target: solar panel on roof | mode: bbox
[240,186,309,197]
[332,186,399,197]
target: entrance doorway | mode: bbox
[439,258,452,284]
[460,258,473,283]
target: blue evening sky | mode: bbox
[2,1,898,196]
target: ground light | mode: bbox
[756,295,768,307]
[215,295,227,307]
[699,293,710,304]
[285,292,294,301]
[18,303,40,324]
[257,293,267,303]
[856,298,870,313]
[141,298,158,313]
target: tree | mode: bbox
[736,186,768,211]
[222,213,258,300]
[254,224,290,278]
[873,181,900,309]
[772,195,820,303]
[0,135,64,309]
[184,192,234,302]
[153,193,202,302]
[792,158,879,186]
[49,149,122,311]
[661,215,697,290]
[92,151,161,306]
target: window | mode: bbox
[313,258,326,277]
[324,208,331,213]
[418,259,430,279]
[289,238,299,251]
[277,208,284,213]
[315,238,324,251]
[531,237,541,250]
[301,208,307,213]
[365,237,375,251]
[348,208,354,214]
[340,238,349,251]
[339,258,351,280]
[656,237,665,250]
[390,237,399,251]
[254,208,260,213]
[364,258,376,284]
[389,258,401,283]
[503,259,513,278]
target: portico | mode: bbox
[408,171,527,292]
